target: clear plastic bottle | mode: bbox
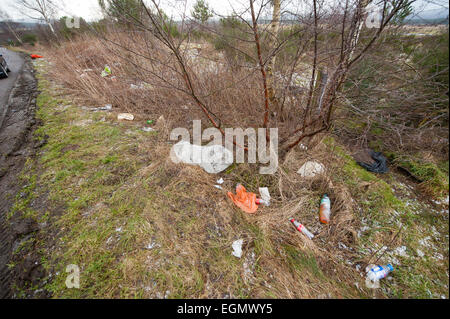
[367,264,394,282]
[289,218,314,239]
[319,194,331,224]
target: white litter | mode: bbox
[258,187,271,206]
[297,161,325,178]
[299,143,308,151]
[217,178,224,185]
[117,113,134,121]
[232,239,243,258]
[214,185,223,190]
[142,127,156,132]
[171,141,233,174]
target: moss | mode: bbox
[393,155,449,198]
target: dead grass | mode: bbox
[11,33,448,299]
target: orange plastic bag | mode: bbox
[30,54,43,59]
[227,184,258,214]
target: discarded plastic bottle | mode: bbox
[367,264,394,282]
[319,194,331,224]
[289,218,314,239]
[255,198,269,206]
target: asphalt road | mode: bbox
[0,48,25,129]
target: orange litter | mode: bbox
[30,54,43,59]
[227,184,258,214]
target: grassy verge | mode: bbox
[324,137,449,298]
[10,61,448,299]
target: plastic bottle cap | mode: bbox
[387,264,394,271]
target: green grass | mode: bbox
[9,61,448,299]
[324,136,449,299]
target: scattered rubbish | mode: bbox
[232,239,244,258]
[228,184,258,214]
[392,245,408,257]
[30,54,43,59]
[299,143,308,151]
[80,73,87,78]
[147,120,154,125]
[258,187,271,206]
[99,104,112,111]
[217,178,224,185]
[214,185,223,190]
[130,82,152,90]
[357,149,389,173]
[110,76,117,81]
[297,161,324,178]
[366,264,394,284]
[117,113,134,121]
[82,104,112,112]
[319,194,331,224]
[83,68,93,72]
[171,141,233,174]
[142,127,156,132]
[101,65,112,77]
[290,218,314,239]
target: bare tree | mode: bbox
[0,9,23,44]
[14,0,58,38]
[77,0,416,156]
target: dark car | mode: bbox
[0,54,11,78]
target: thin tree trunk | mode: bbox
[266,0,281,114]
[5,21,23,44]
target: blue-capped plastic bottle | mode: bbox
[367,264,394,282]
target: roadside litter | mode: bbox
[213,178,224,190]
[257,187,271,206]
[130,82,153,90]
[101,65,112,77]
[30,54,43,59]
[357,149,388,173]
[171,141,233,174]
[117,113,134,121]
[290,218,314,239]
[366,264,394,285]
[142,127,156,132]
[297,161,324,178]
[82,104,112,112]
[319,194,331,224]
[232,239,244,258]
[228,184,258,213]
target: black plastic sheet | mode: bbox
[357,150,389,173]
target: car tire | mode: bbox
[0,65,8,78]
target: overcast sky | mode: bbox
[2,0,448,22]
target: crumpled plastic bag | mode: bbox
[227,184,258,214]
[357,149,389,173]
[171,141,233,174]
